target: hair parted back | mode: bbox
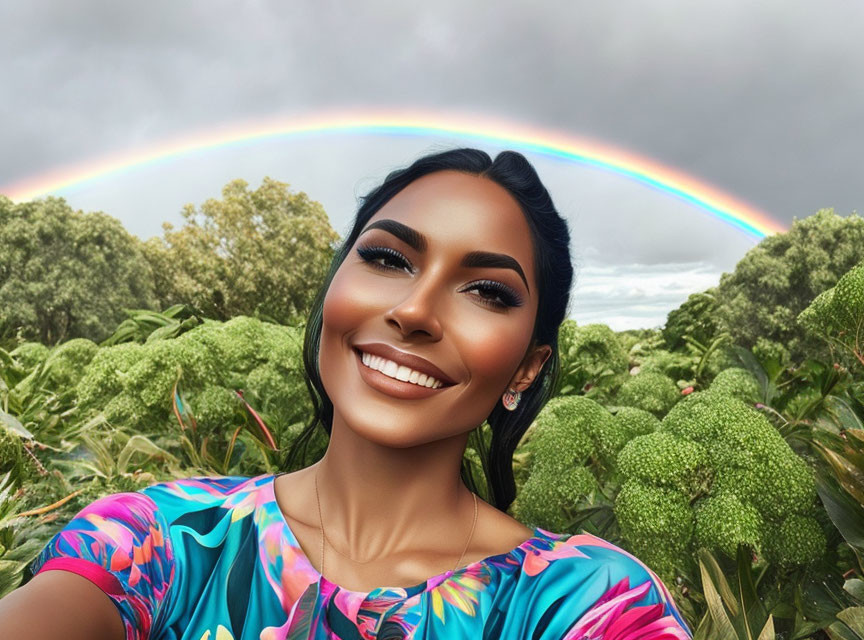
[283,147,574,513]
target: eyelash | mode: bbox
[355,245,524,310]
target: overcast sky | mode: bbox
[1,1,861,329]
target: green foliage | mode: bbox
[143,177,340,327]
[74,316,314,472]
[611,406,661,439]
[512,395,624,531]
[799,259,864,370]
[101,305,205,347]
[556,322,629,398]
[763,513,826,565]
[614,390,826,580]
[635,348,696,383]
[693,493,763,558]
[716,208,864,363]
[663,288,720,351]
[8,342,48,369]
[0,195,157,344]
[617,432,711,498]
[615,371,680,417]
[615,481,694,576]
[709,367,762,404]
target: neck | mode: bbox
[312,410,474,560]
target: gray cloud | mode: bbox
[0,0,859,328]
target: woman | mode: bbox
[0,148,693,639]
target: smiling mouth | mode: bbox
[352,347,455,390]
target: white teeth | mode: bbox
[360,351,443,388]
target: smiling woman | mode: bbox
[4,148,693,639]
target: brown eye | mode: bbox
[356,245,414,274]
[460,280,524,310]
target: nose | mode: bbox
[383,271,444,340]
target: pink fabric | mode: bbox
[36,556,127,597]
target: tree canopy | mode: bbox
[0,195,157,344]
[714,208,864,362]
[143,177,340,326]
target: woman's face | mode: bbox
[319,169,552,448]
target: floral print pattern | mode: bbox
[30,474,692,639]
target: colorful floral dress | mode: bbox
[29,473,693,639]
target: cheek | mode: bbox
[456,321,531,390]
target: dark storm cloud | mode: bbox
[0,0,860,328]
[1,0,861,222]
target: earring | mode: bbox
[502,388,521,411]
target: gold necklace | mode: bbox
[314,466,479,579]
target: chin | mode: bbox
[339,410,436,449]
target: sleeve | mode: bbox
[558,534,693,640]
[28,490,175,640]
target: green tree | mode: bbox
[662,288,719,351]
[0,195,157,345]
[716,208,864,363]
[144,177,340,326]
[798,259,864,369]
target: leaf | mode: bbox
[837,608,864,638]
[756,616,775,640]
[733,345,769,394]
[816,469,864,553]
[826,397,864,432]
[846,579,864,604]
[117,435,178,474]
[235,391,277,450]
[699,548,740,615]
[736,544,769,636]
[0,410,34,440]
[817,443,864,505]
[700,552,739,638]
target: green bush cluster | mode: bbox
[798,259,864,368]
[557,323,629,397]
[612,406,661,439]
[708,367,762,404]
[615,371,680,417]
[511,395,628,532]
[74,316,312,451]
[8,342,49,369]
[614,390,825,580]
[14,337,99,397]
[634,348,695,383]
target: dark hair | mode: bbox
[283,147,574,513]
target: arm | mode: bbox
[5,489,175,640]
[0,570,125,640]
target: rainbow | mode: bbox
[0,108,786,238]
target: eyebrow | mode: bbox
[359,218,530,294]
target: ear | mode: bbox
[507,342,553,392]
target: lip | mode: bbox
[354,348,452,399]
[353,342,457,386]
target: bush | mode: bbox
[512,395,625,531]
[615,372,680,417]
[709,367,762,404]
[74,317,313,457]
[614,390,826,580]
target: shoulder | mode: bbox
[137,473,269,514]
[28,475,270,639]
[511,531,693,638]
